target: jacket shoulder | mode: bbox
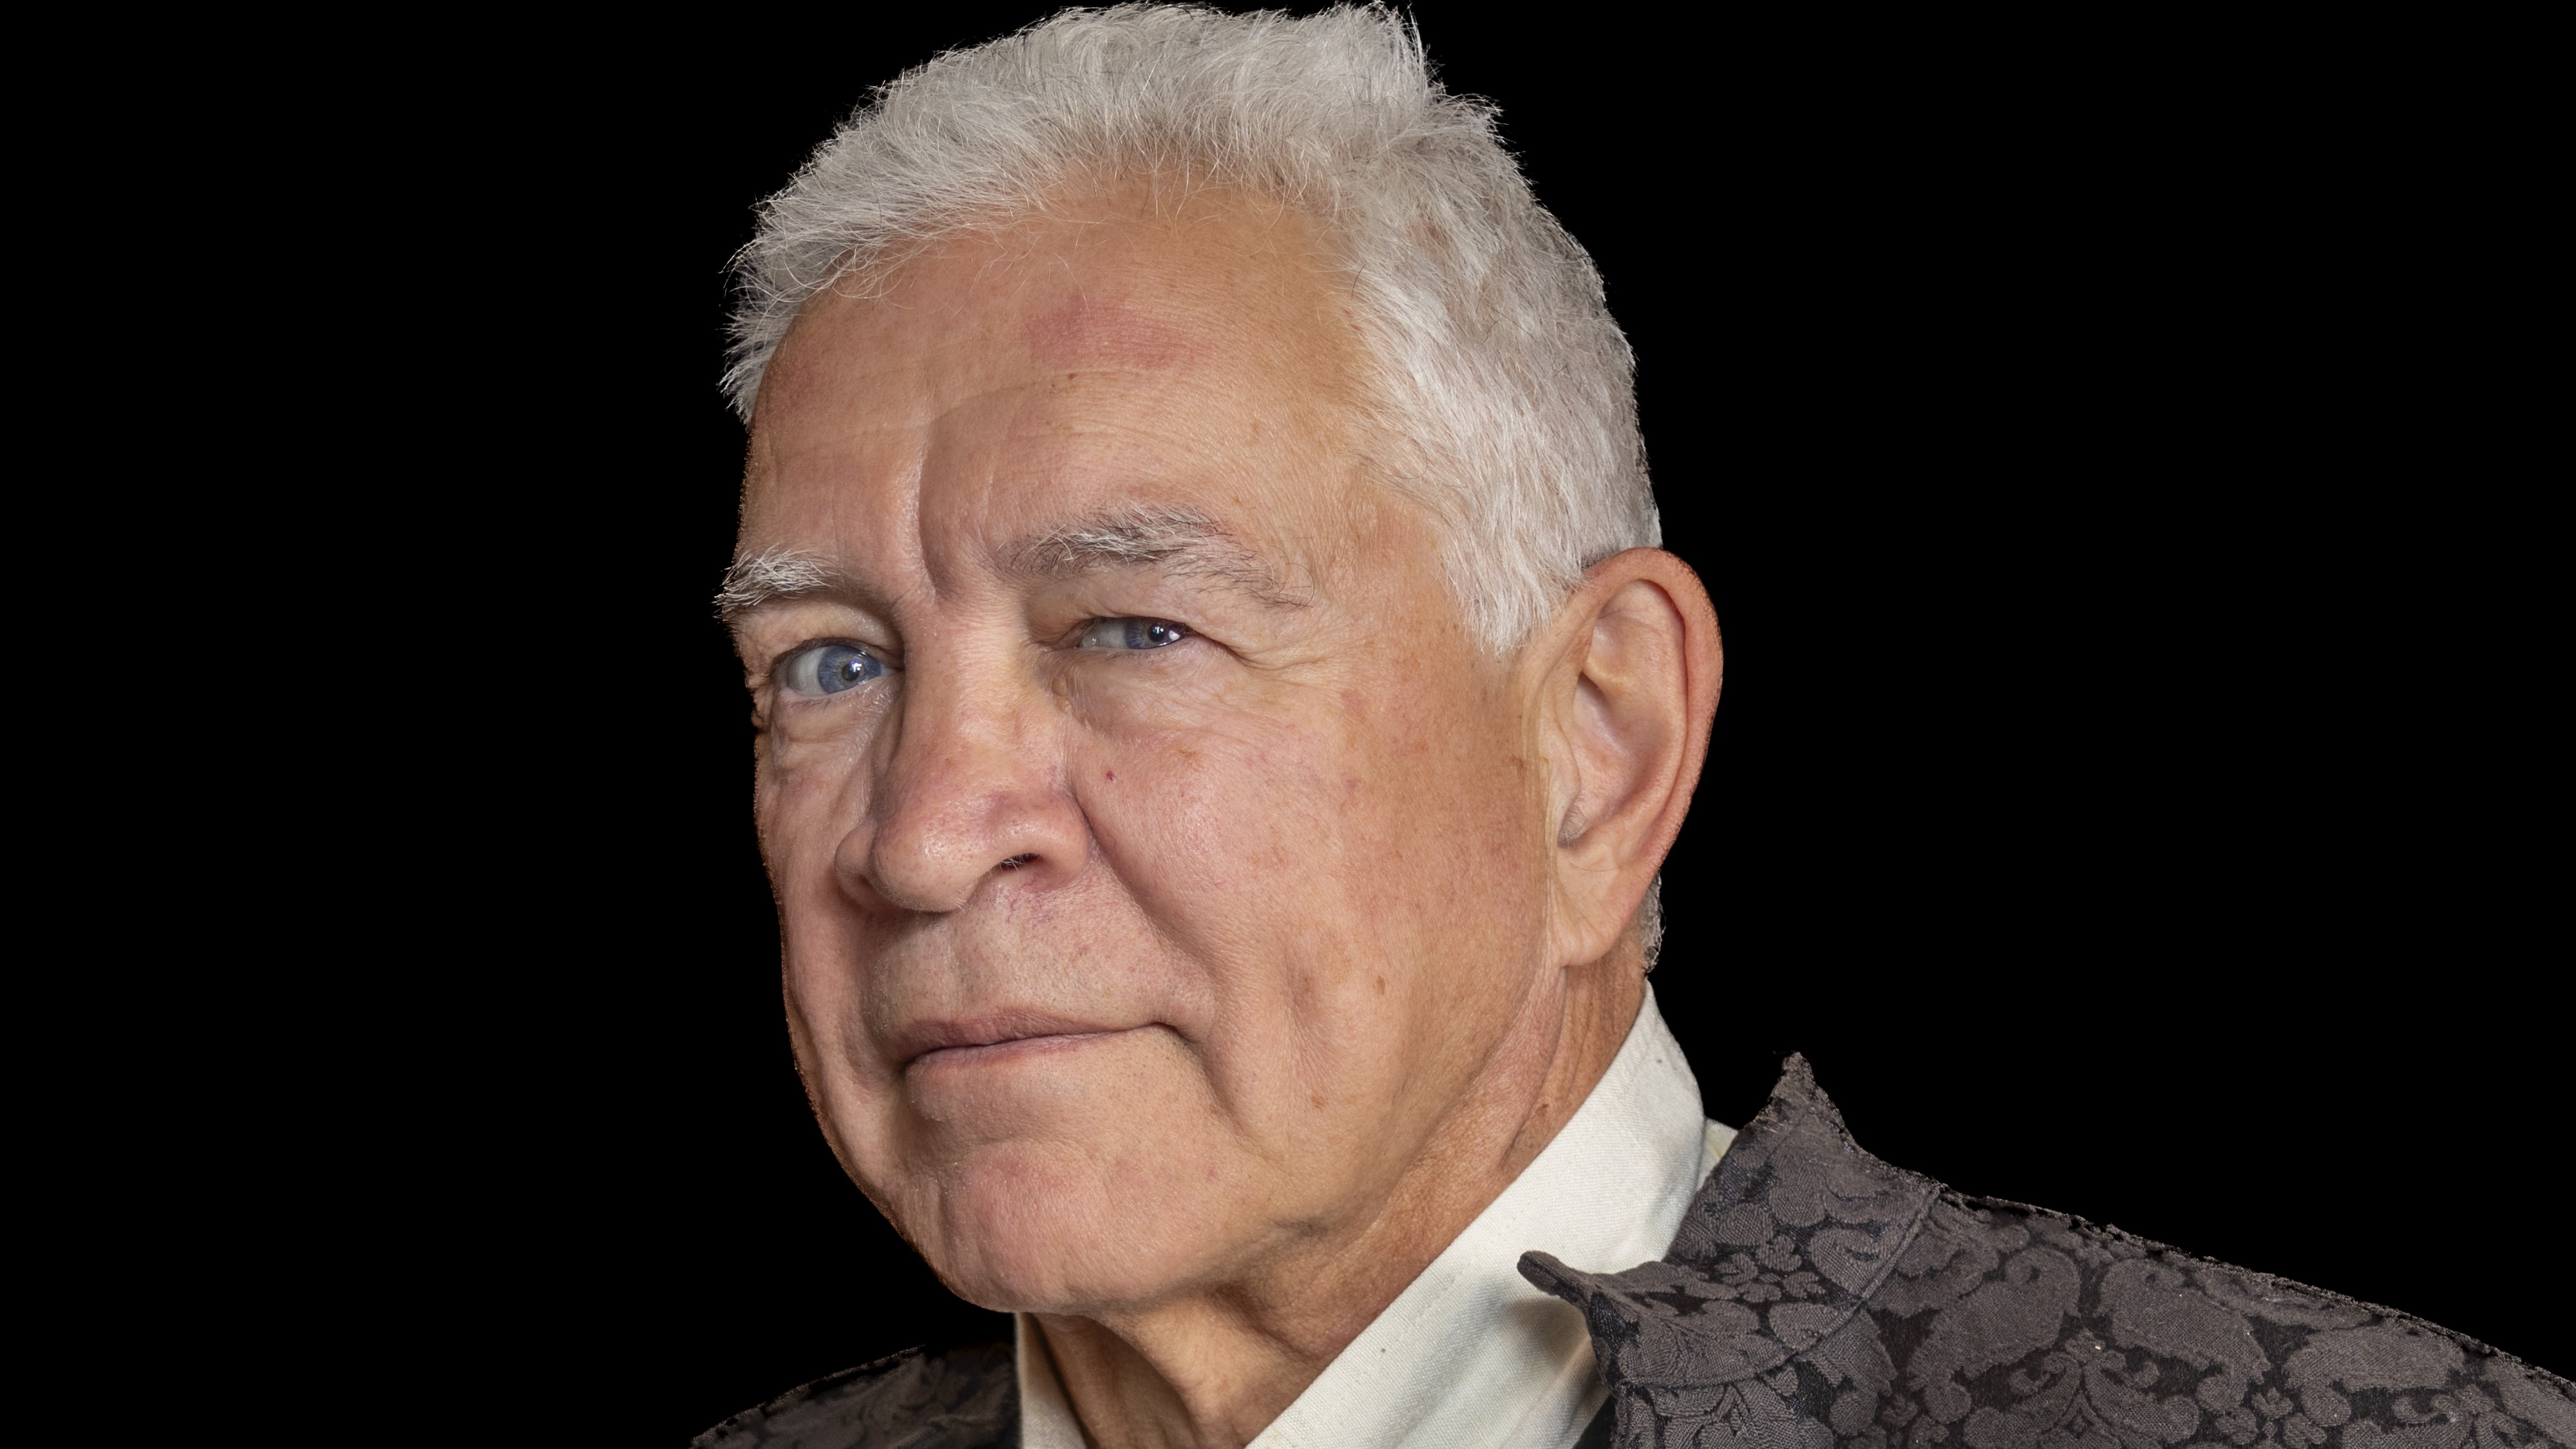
[1521,1055,2573,1446]
[1851,1189,2575,1447]
[690,1341,1016,1449]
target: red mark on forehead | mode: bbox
[1021,296,1206,374]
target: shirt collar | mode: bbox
[1018,985,1727,1449]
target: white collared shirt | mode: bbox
[1018,985,1732,1448]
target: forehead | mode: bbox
[741,188,1369,575]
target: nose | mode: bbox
[837,649,1088,914]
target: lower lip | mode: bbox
[907,1029,1133,1072]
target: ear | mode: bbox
[1531,549,1722,969]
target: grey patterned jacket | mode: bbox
[695,1055,2571,1448]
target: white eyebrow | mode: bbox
[717,507,1310,623]
[1009,504,1307,609]
[713,547,844,622]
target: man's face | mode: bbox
[732,191,1560,1311]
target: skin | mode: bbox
[728,184,1722,1448]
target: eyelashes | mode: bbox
[770,618,1193,703]
[1077,618,1192,651]
[777,641,890,697]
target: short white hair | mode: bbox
[725,3,1660,654]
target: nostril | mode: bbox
[998,854,1037,870]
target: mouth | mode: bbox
[896,1014,1145,1072]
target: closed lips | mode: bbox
[896,1016,1144,1069]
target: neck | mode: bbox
[1034,949,1649,1449]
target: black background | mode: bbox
[408,6,2564,1439]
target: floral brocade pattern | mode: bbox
[1519,1056,2573,1449]
[688,1341,1016,1449]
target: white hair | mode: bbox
[724,3,1660,654]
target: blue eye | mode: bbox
[779,642,887,696]
[1078,618,1191,651]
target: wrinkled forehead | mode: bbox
[739,189,1381,587]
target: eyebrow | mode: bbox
[713,505,1307,623]
[1003,504,1305,608]
[714,547,849,623]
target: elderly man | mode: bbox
[696,8,2568,1447]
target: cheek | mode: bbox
[1073,665,1542,1095]
[1075,694,1358,952]
[757,702,884,882]
[755,721,888,1095]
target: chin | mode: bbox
[905,1133,1243,1315]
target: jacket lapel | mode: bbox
[1520,1054,1937,1431]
